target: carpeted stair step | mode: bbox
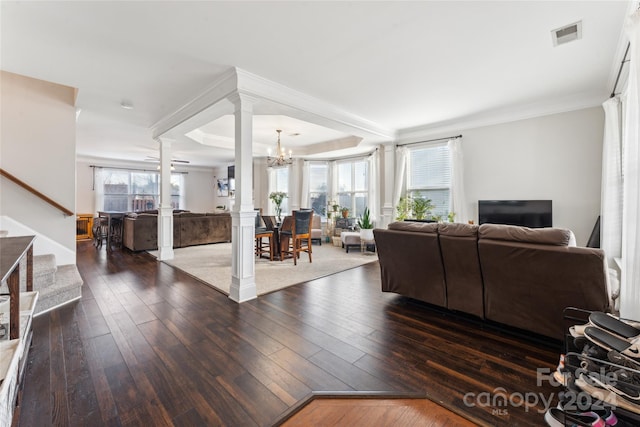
[34,264,83,315]
[34,254,57,291]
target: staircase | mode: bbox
[1,228,83,314]
[31,254,83,315]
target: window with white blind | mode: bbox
[336,159,368,217]
[308,162,328,218]
[406,144,451,217]
[100,168,183,212]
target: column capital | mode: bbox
[155,136,176,146]
[227,91,260,110]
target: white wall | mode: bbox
[0,71,77,254]
[185,168,218,212]
[460,107,604,245]
[76,160,95,215]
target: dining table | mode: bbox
[97,211,125,251]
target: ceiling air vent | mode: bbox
[551,21,582,47]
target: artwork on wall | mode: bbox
[217,178,229,197]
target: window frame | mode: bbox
[405,142,452,218]
[269,166,290,215]
[335,158,368,218]
[100,168,183,212]
[307,161,329,218]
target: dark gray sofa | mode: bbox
[123,211,231,251]
[374,222,612,340]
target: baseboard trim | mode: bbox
[33,295,81,317]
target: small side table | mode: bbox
[360,237,376,254]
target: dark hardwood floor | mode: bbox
[17,241,562,426]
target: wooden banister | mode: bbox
[0,168,74,216]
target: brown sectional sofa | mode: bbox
[374,222,612,340]
[123,211,231,251]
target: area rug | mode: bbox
[148,242,378,295]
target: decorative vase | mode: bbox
[342,210,349,218]
[275,204,282,224]
[360,228,374,242]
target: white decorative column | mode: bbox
[381,143,395,228]
[228,92,258,303]
[157,137,174,260]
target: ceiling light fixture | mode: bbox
[120,100,134,110]
[267,129,293,168]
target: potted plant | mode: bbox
[341,207,350,218]
[269,191,287,223]
[357,207,374,241]
[412,197,434,220]
[396,196,411,221]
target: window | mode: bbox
[336,159,368,217]
[406,144,451,218]
[100,168,183,211]
[270,167,289,214]
[308,162,328,218]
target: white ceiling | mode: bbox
[1,1,632,168]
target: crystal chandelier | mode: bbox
[267,129,293,168]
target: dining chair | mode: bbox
[255,209,274,261]
[92,217,109,248]
[262,215,276,231]
[279,210,313,265]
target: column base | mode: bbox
[229,278,257,303]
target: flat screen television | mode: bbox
[478,200,552,228]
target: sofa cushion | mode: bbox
[135,213,157,219]
[438,222,483,318]
[438,222,478,237]
[388,221,439,234]
[374,227,447,308]
[174,212,204,218]
[478,223,572,246]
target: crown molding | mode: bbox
[151,67,238,139]
[234,68,395,141]
[397,92,606,144]
[152,67,396,145]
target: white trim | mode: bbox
[33,296,81,318]
[397,94,606,144]
[151,67,396,144]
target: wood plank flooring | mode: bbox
[17,241,562,426]
[280,398,476,427]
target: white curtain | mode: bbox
[267,168,276,215]
[448,137,467,223]
[300,160,310,209]
[601,97,623,266]
[620,9,640,319]
[368,149,379,225]
[93,167,105,214]
[393,146,408,220]
[328,160,337,205]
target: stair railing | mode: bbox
[0,168,74,217]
